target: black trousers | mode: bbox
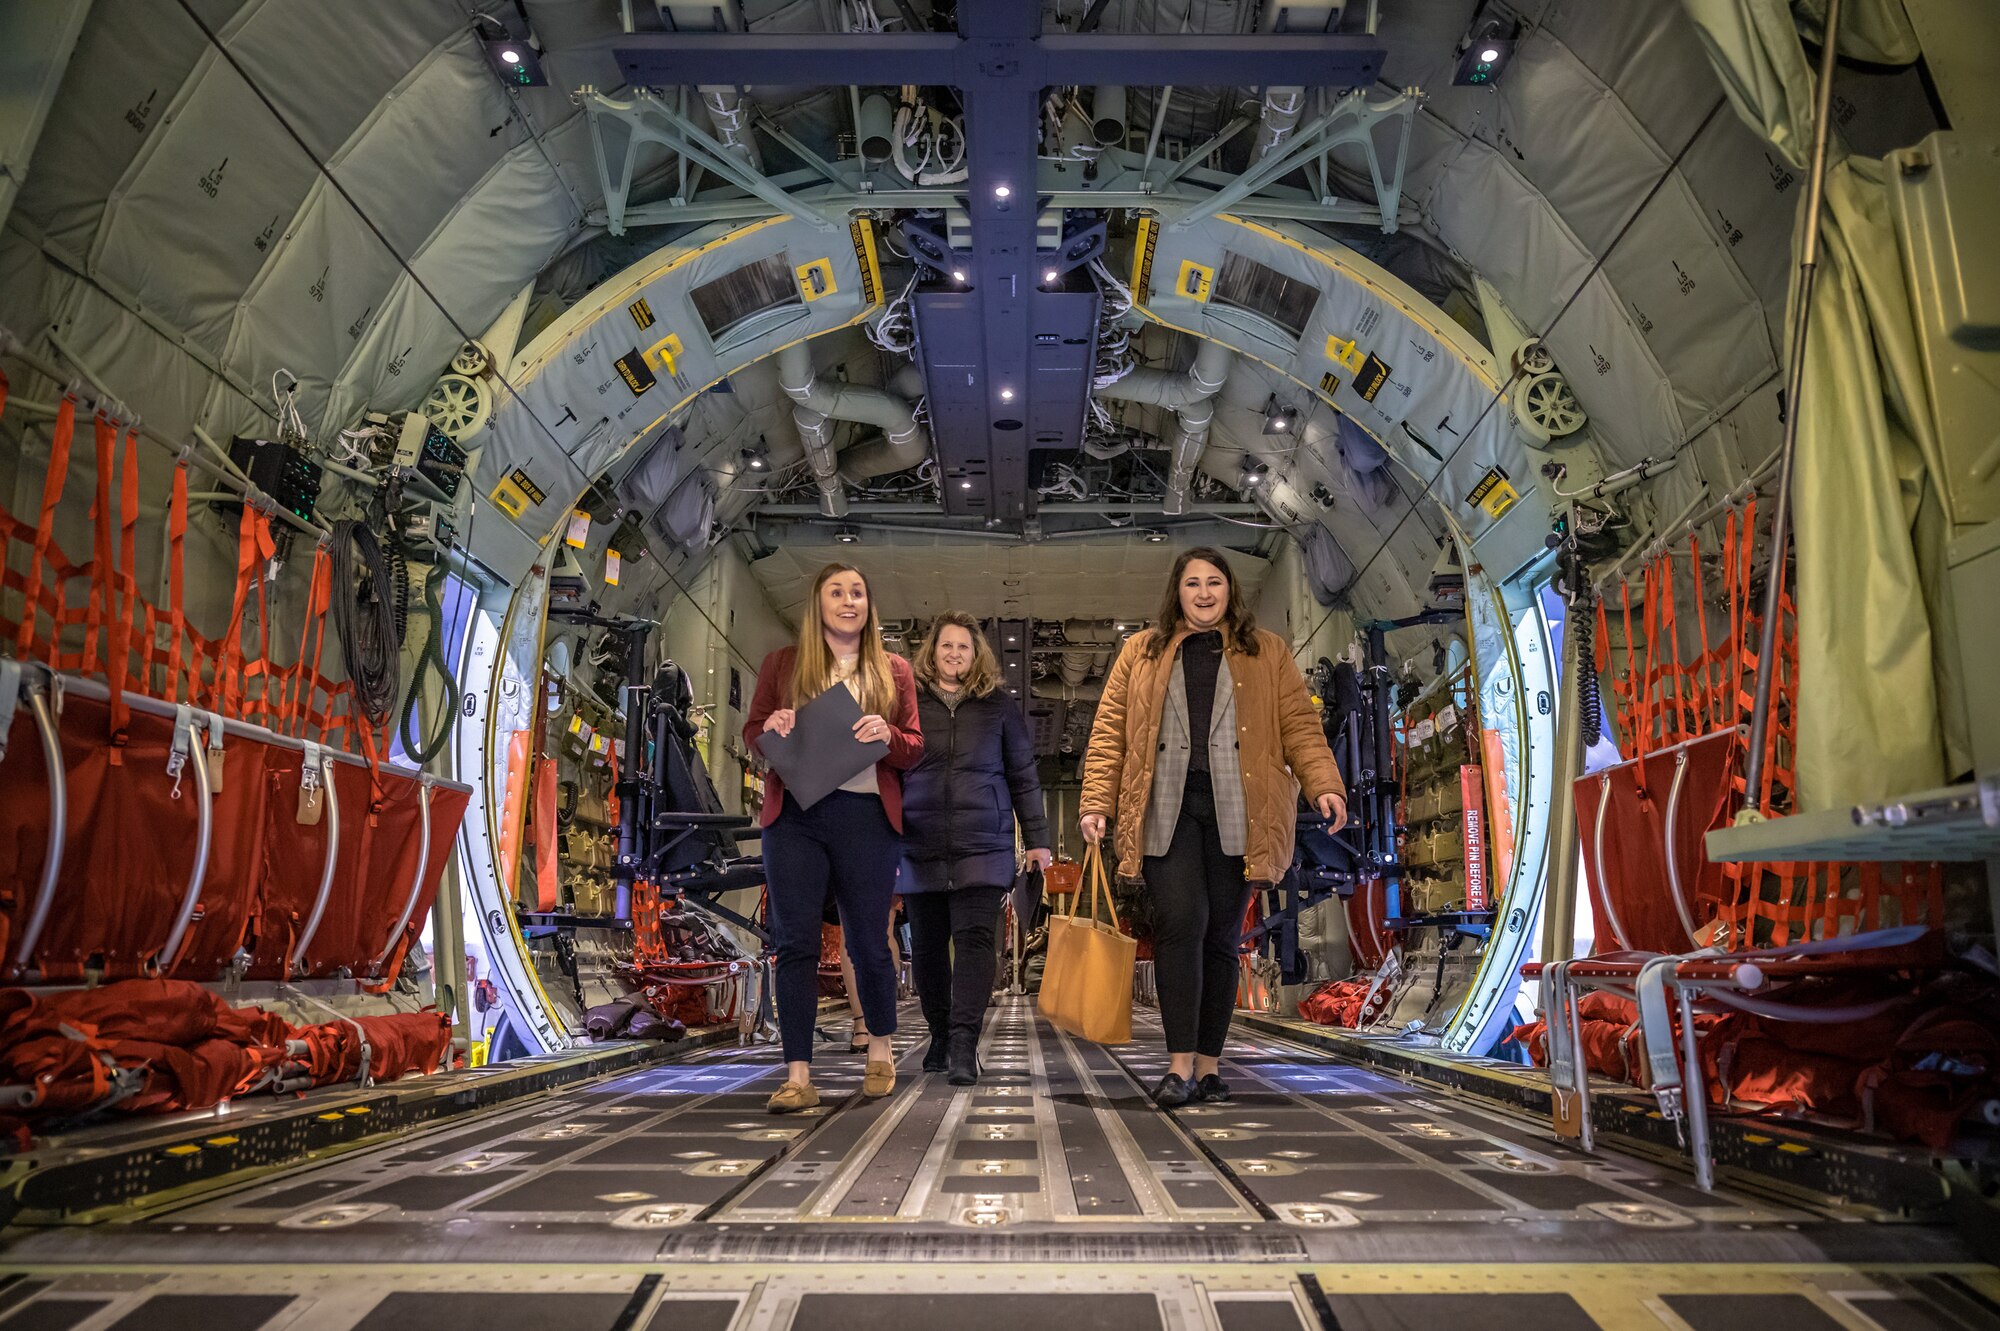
[763,792,902,1064]
[906,885,1008,1038]
[1142,772,1251,1058]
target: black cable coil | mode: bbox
[329,518,401,725]
[1574,594,1603,747]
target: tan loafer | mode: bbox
[862,1061,896,1098]
[766,1081,820,1114]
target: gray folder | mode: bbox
[757,682,890,810]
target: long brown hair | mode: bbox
[1141,546,1261,659]
[788,562,898,716]
[913,611,1002,698]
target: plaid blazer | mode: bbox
[1144,651,1248,857]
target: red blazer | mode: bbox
[743,646,924,832]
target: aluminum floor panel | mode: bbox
[0,998,1994,1330]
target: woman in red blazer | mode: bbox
[744,562,922,1112]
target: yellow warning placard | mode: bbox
[1131,217,1158,298]
[490,466,545,520]
[1467,466,1519,519]
[641,333,684,377]
[1325,334,1366,373]
[796,257,837,301]
[1176,259,1213,302]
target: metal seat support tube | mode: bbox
[1662,750,1703,949]
[371,777,435,974]
[154,708,215,975]
[291,746,341,977]
[7,671,68,976]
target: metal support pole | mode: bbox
[614,621,654,920]
[1538,591,1587,972]
[1739,0,1843,822]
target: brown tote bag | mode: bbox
[1036,842,1135,1045]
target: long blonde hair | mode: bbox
[913,611,1002,698]
[789,562,897,717]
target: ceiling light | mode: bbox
[999,388,1015,401]
[994,184,1012,198]
[1239,456,1270,488]
[482,38,547,85]
[951,269,967,283]
[1143,528,1167,543]
[1043,269,1059,284]
[1262,395,1299,435]
[960,480,973,489]
[834,525,861,544]
[1453,21,1516,85]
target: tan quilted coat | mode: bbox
[1081,626,1345,884]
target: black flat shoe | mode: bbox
[1151,1073,1192,1108]
[1193,1074,1231,1103]
[922,1035,949,1074]
[946,1030,980,1086]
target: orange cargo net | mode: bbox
[1596,498,1943,948]
[0,379,383,762]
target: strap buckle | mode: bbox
[168,704,195,799]
[0,660,20,764]
[205,709,226,791]
[298,739,326,824]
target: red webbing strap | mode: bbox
[217,504,274,718]
[15,397,77,661]
[291,544,334,734]
[1619,580,1643,763]
[84,415,116,695]
[606,745,622,825]
[14,395,76,659]
[166,462,189,701]
[1689,534,1715,732]
[105,424,140,743]
[1661,548,1689,747]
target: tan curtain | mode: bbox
[1678,0,1967,808]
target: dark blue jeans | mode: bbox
[763,791,902,1063]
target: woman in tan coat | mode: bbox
[1081,548,1345,1107]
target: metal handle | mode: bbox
[291,751,341,977]
[1662,750,1703,950]
[8,681,68,976]
[153,714,214,975]
[371,778,434,973]
[1591,774,1631,950]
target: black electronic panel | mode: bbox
[222,436,321,524]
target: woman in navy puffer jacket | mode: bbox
[901,612,1052,1085]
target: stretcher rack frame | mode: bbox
[1528,924,1938,1190]
[5,669,469,984]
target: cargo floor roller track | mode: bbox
[1,996,1995,1331]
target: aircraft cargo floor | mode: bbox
[1,996,1995,1330]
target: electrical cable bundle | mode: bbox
[328,518,402,725]
[398,555,463,764]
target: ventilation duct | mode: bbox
[699,80,758,171]
[775,343,931,515]
[1094,340,1234,515]
[837,363,930,481]
[1251,2,1343,160]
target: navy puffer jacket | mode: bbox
[899,686,1051,892]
